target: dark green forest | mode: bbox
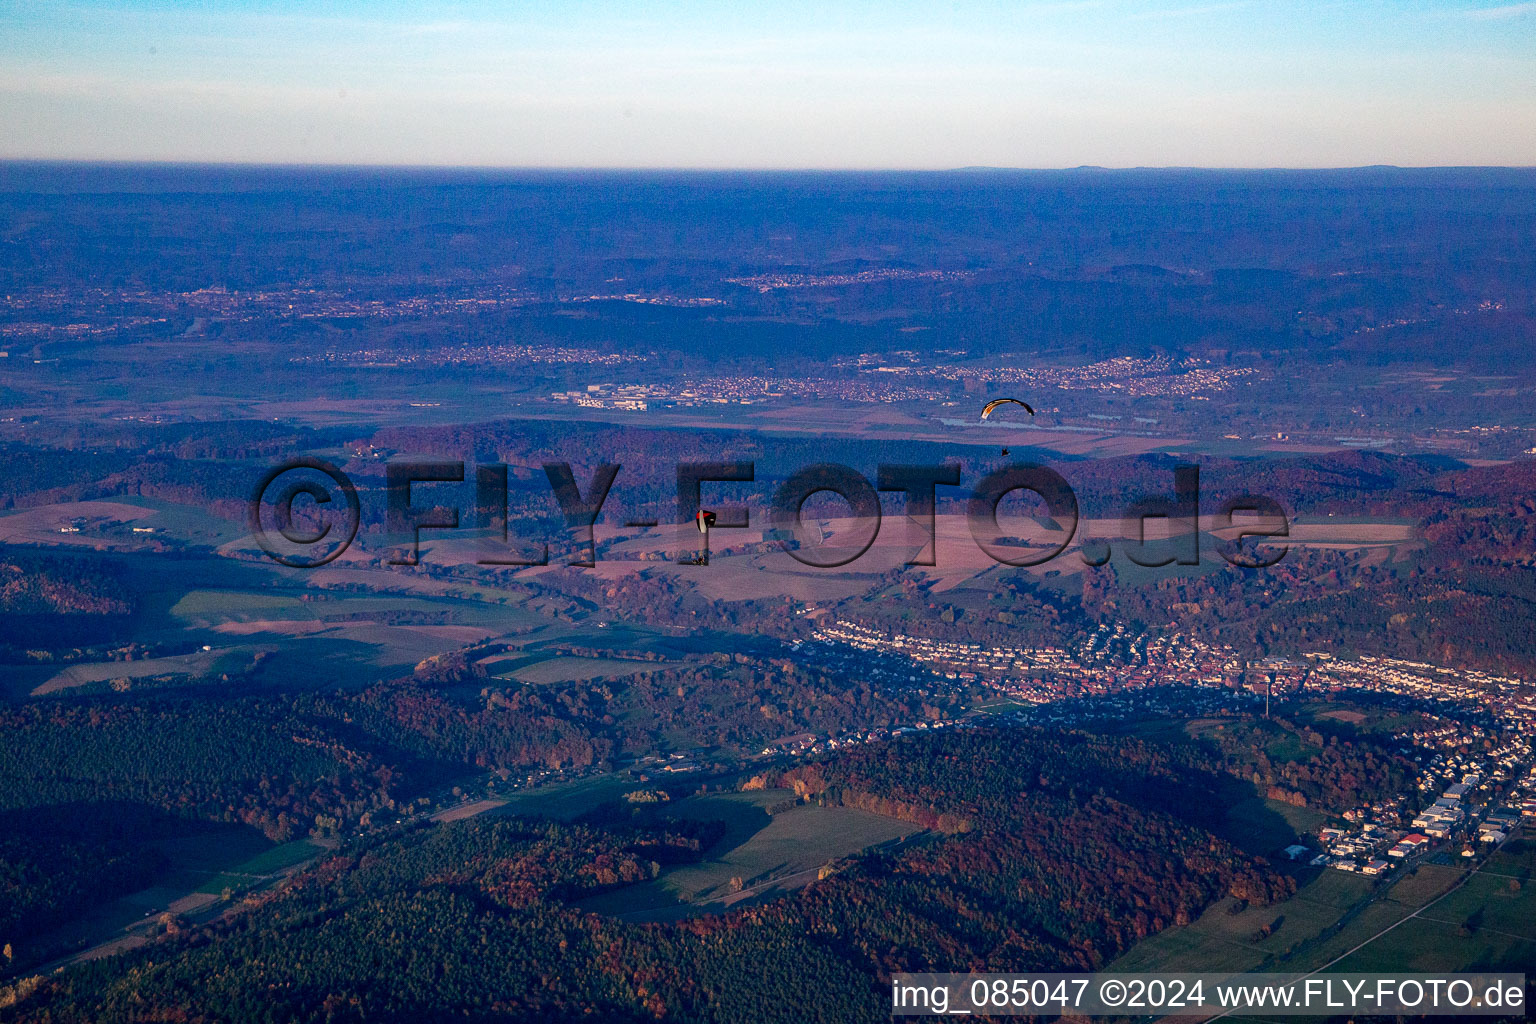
[2,729,1294,1023]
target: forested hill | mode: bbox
[4,729,1292,1023]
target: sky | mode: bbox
[1,0,1534,168]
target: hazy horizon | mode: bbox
[4,158,1536,173]
[3,1,1534,169]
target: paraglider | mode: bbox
[980,398,1034,458]
[981,398,1034,419]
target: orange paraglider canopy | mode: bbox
[980,398,1034,419]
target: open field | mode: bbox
[33,648,231,695]
[25,577,536,694]
[1328,912,1536,973]
[573,788,923,921]
[1111,849,1488,979]
[5,543,608,696]
[17,826,326,973]
[169,589,313,625]
[194,838,328,895]
[498,655,673,684]
[149,827,276,880]
[494,774,646,821]
[1218,796,1331,855]
[652,794,922,903]
[1317,841,1536,973]
[1109,869,1377,974]
[0,500,160,547]
[112,496,247,547]
[431,798,509,823]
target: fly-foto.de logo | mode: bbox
[250,457,1290,571]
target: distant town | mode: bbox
[801,619,1536,876]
